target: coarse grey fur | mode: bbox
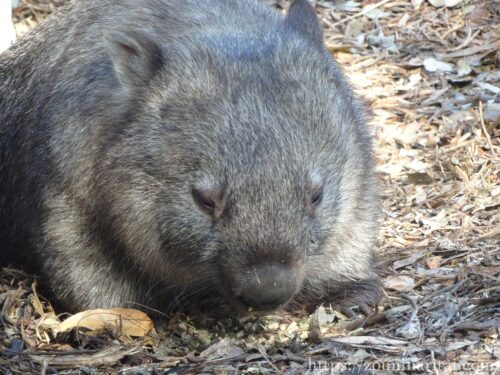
[0,0,383,313]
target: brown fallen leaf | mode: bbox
[425,256,443,269]
[307,306,324,340]
[393,251,425,269]
[383,275,416,292]
[54,308,155,337]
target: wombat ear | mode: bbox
[104,31,164,92]
[286,0,324,48]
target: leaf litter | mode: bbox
[2,0,499,373]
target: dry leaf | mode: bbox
[393,252,425,269]
[456,59,472,76]
[330,336,409,353]
[476,82,500,95]
[384,275,416,291]
[395,312,421,339]
[491,187,500,198]
[200,337,244,360]
[420,210,449,233]
[366,32,399,53]
[428,0,462,8]
[55,308,155,337]
[423,58,454,72]
[445,340,478,351]
[334,1,362,12]
[30,346,140,367]
[365,8,390,20]
[483,102,500,124]
[394,122,420,146]
[331,336,408,346]
[345,19,363,38]
[308,306,324,340]
[406,160,429,173]
[425,256,443,269]
[412,0,425,10]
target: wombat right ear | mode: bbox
[286,0,324,48]
[104,31,164,92]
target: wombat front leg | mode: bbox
[40,194,143,312]
[295,277,384,317]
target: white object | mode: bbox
[0,0,17,53]
[423,57,454,73]
[428,0,462,7]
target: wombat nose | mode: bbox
[238,264,297,310]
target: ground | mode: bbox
[1,0,498,374]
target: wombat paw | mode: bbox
[331,277,384,317]
[296,277,384,316]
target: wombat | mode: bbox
[0,0,383,314]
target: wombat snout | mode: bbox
[234,263,301,311]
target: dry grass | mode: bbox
[2,0,499,373]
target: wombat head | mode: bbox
[97,0,377,312]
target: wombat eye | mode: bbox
[310,188,323,207]
[192,187,225,219]
[192,188,216,212]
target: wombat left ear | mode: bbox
[286,0,324,48]
[104,30,164,93]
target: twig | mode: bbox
[454,319,500,332]
[421,280,466,304]
[476,225,500,241]
[257,345,281,373]
[342,311,387,331]
[478,101,498,159]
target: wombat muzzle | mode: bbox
[236,263,299,311]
